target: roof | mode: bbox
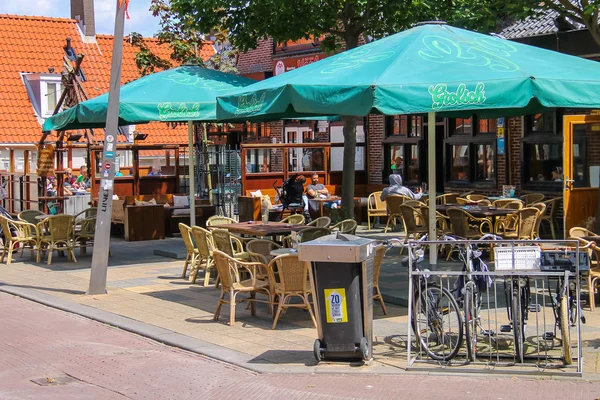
[499,8,583,39]
[0,14,215,145]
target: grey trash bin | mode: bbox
[298,232,377,362]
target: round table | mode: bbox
[270,248,297,257]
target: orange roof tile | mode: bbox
[0,14,215,146]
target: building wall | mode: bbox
[367,115,385,184]
[237,38,274,77]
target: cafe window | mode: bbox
[244,123,271,142]
[383,115,424,183]
[245,148,271,173]
[330,120,366,172]
[445,115,497,185]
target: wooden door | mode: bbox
[563,115,600,235]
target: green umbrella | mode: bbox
[43,65,257,131]
[217,22,600,264]
[217,23,600,120]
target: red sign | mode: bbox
[104,162,112,170]
[274,54,327,76]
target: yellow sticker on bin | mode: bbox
[324,288,347,323]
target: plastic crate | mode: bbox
[494,246,541,271]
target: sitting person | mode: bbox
[380,174,422,201]
[148,166,162,176]
[551,167,563,182]
[282,174,306,208]
[63,168,77,187]
[306,173,329,198]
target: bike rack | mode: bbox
[406,239,584,376]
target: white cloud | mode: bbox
[0,0,160,37]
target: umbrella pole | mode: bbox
[427,111,438,264]
[188,121,196,226]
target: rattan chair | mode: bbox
[499,207,540,240]
[37,215,77,265]
[399,204,428,242]
[520,193,545,206]
[0,215,38,264]
[306,216,331,228]
[456,197,469,205]
[179,223,198,279]
[539,197,561,239]
[269,254,316,329]
[367,191,387,230]
[281,214,305,225]
[211,228,249,260]
[436,193,460,205]
[73,207,97,232]
[569,227,597,239]
[420,206,451,237]
[466,194,488,202]
[493,201,523,234]
[190,226,216,286]
[246,239,281,265]
[212,250,272,326]
[331,219,358,235]
[492,199,524,208]
[17,210,44,225]
[299,227,330,242]
[567,235,600,310]
[372,245,387,315]
[530,203,547,239]
[446,208,492,239]
[206,215,237,228]
[74,216,96,255]
[384,195,406,233]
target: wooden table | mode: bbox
[224,221,305,238]
[307,197,363,224]
[437,204,517,219]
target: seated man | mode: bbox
[306,173,329,199]
[380,174,422,201]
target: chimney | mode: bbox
[71,0,96,39]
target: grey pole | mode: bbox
[427,111,438,264]
[188,121,196,226]
[87,0,126,295]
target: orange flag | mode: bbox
[118,0,131,19]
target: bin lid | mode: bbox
[297,232,378,263]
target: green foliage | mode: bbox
[545,0,600,46]
[131,32,172,76]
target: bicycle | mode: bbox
[443,234,499,362]
[386,237,464,361]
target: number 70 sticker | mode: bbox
[325,288,348,323]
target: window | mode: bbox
[390,115,422,137]
[445,115,497,185]
[330,121,366,171]
[42,81,62,117]
[246,149,271,173]
[383,115,424,183]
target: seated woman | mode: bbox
[380,174,422,201]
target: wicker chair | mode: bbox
[520,193,545,206]
[492,199,524,208]
[367,191,387,230]
[420,206,451,237]
[331,219,358,235]
[493,201,523,234]
[569,227,597,239]
[399,204,428,242]
[211,228,249,260]
[281,214,305,225]
[269,254,316,329]
[179,223,198,279]
[403,200,426,208]
[456,198,469,205]
[37,215,77,265]
[307,216,331,228]
[73,207,97,232]
[384,195,406,233]
[436,193,460,205]
[0,215,38,264]
[17,210,44,225]
[299,227,330,242]
[190,226,216,286]
[212,250,272,326]
[466,194,488,202]
[246,239,281,265]
[567,234,600,310]
[530,203,547,239]
[446,208,492,239]
[539,197,561,239]
[372,245,387,315]
[74,216,96,255]
[499,207,540,240]
[206,215,237,228]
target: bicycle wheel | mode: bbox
[512,289,525,363]
[412,285,463,361]
[464,284,478,362]
[559,296,572,365]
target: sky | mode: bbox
[0,0,161,37]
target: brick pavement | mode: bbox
[3,292,600,400]
[0,234,600,377]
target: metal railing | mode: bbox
[406,239,584,376]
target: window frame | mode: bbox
[383,115,426,185]
[41,77,63,117]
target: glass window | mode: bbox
[389,115,421,137]
[475,144,495,181]
[246,149,271,173]
[450,145,469,181]
[523,143,562,183]
[529,112,555,133]
[479,119,498,134]
[330,146,364,171]
[406,144,420,182]
[46,82,58,115]
[454,117,473,135]
[389,145,404,172]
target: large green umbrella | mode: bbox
[217,22,600,263]
[43,65,257,131]
[43,65,257,226]
[217,23,600,120]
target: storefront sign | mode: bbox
[274,54,326,76]
[497,127,505,138]
[497,137,505,155]
[36,145,55,177]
